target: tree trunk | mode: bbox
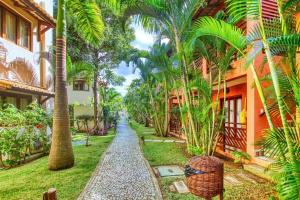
[163,76,169,137]
[48,0,74,170]
[93,71,99,129]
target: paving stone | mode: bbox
[169,185,176,192]
[174,181,189,194]
[236,173,257,184]
[224,175,242,185]
[163,140,175,143]
[157,166,184,177]
[78,118,162,200]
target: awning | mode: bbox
[12,0,56,30]
[0,79,55,97]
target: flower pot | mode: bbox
[185,156,224,200]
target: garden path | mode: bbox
[78,117,162,200]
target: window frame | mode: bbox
[0,5,32,51]
[73,80,90,91]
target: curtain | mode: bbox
[5,11,16,42]
[19,19,29,48]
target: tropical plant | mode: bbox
[125,79,151,125]
[49,0,107,170]
[190,0,300,198]
[75,115,94,146]
[123,0,207,147]
[0,103,51,168]
[231,151,251,168]
[66,4,134,132]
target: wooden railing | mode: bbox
[218,123,247,152]
[169,117,182,135]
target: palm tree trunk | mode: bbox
[93,71,99,129]
[163,76,169,136]
[257,0,299,183]
[48,0,74,170]
[173,31,199,147]
[147,82,163,136]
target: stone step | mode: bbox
[224,175,243,185]
[173,181,189,194]
[244,164,273,182]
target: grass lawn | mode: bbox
[130,121,275,200]
[130,120,182,141]
[0,131,115,200]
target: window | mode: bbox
[19,18,30,48]
[0,6,31,50]
[0,94,31,110]
[223,97,243,128]
[5,11,17,42]
[73,80,89,91]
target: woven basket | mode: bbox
[186,156,224,199]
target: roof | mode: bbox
[12,0,56,27]
[0,79,55,97]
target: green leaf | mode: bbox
[67,0,105,47]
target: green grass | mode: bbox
[129,120,183,141]
[0,132,115,200]
[144,142,189,166]
[130,121,276,200]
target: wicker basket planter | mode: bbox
[185,156,224,200]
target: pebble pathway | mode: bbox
[78,118,162,200]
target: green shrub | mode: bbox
[231,151,251,165]
[188,145,203,156]
[0,103,51,168]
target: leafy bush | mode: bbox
[231,151,251,165]
[0,103,51,168]
[188,145,203,156]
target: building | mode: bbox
[168,0,300,167]
[67,77,95,130]
[0,0,55,110]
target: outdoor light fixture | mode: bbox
[259,108,265,116]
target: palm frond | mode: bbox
[268,34,300,48]
[225,0,260,23]
[67,0,104,47]
[8,58,39,86]
[191,17,247,54]
[282,0,300,12]
[260,127,300,159]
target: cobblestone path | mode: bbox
[78,118,162,200]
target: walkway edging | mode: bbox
[77,134,116,200]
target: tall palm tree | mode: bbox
[48,0,106,170]
[123,0,205,147]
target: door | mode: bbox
[221,97,247,152]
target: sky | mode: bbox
[113,26,155,96]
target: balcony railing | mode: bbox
[218,123,247,152]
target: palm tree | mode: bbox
[123,0,206,147]
[48,0,106,170]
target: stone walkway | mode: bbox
[78,118,162,200]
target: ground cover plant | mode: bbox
[0,131,115,200]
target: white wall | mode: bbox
[0,0,54,86]
[67,85,94,105]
